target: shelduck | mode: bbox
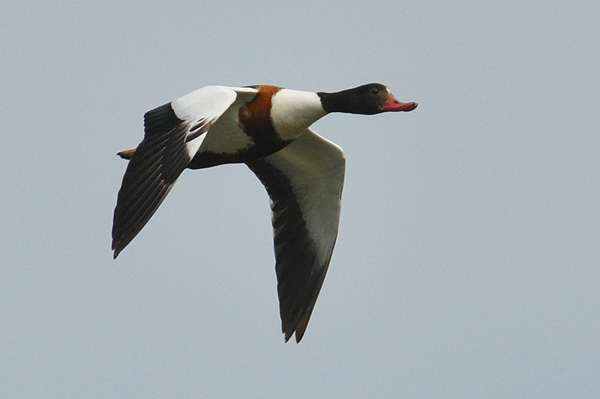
[112,83,417,342]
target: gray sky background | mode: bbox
[1,1,599,398]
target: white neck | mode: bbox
[270,89,327,141]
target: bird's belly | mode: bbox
[188,115,292,169]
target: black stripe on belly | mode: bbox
[188,138,292,169]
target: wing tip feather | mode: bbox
[282,311,310,343]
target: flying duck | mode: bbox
[112,83,417,342]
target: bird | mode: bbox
[112,83,417,342]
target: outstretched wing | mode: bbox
[247,129,346,342]
[112,86,257,258]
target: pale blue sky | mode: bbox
[1,1,599,398]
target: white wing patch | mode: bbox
[272,130,345,266]
[171,86,259,158]
[185,133,207,158]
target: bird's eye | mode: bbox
[371,87,379,95]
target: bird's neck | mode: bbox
[270,89,327,141]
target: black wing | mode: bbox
[112,103,194,258]
[247,129,346,342]
[112,86,258,258]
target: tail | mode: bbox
[117,148,136,159]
